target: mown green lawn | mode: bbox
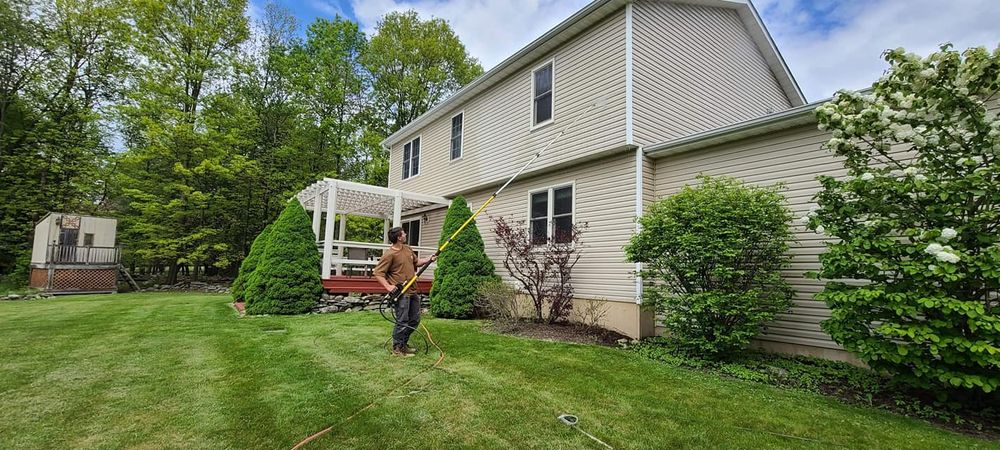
[0,292,994,449]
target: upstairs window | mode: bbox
[402,136,420,179]
[450,113,463,160]
[532,61,553,126]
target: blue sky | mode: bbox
[250,0,1000,101]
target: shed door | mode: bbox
[57,228,78,263]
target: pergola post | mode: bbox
[321,181,338,278]
[311,192,322,242]
[383,218,390,244]
[392,193,402,227]
[336,214,347,276]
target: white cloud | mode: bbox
[348,0,1000,102]
[758,0,1000,101]
[350,0,590,69]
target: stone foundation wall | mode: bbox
[312,292,430,314]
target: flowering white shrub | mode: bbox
[807,45,1000,393]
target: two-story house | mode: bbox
[301,0,862,361]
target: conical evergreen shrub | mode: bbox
[245,200,322,315]
[231,223,273,301]
[430,196,498,318]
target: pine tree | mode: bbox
[430,196,497,318]
[244,200,321,314]
[231,223,273,301]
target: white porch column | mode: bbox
[311,193,322,242]
[383,218,390,244]
[392,193,402,227]
[336,214,347,276]
[321,181,338,278]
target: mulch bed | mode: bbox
[487,321,630,347]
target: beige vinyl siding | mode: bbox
[632,0,792,147]
[653,124,844,349]
[462,151,638,302]
[389,8,628,196]
[641,154,655,207]
[401,209,446,278]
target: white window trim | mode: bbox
[526,181,576,244]
[529,58,555,131]
[401,135,422,180]
[401,218,421,246]
[449,110,464,161]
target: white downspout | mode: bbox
[626,1,642,305]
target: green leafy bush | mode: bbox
[430,196,498,318]
[626,339,997,432]
[625,176,794,357]
[231,223,273,301]
[807,45,1000,393]
[0,250,31,290]
[244,200,321,315]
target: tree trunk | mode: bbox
[167,262,180,285]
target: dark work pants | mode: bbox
[392,294,421,348]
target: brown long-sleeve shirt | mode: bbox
[373,244,417,286]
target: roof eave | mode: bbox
[643,97,826,158]
[381,0,625,148]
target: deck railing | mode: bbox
[315,240,437,276]
[47,245,121,265]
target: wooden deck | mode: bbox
[322,275,432,295]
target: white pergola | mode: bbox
[296,178,450,278]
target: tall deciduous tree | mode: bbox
[362,10,482,133]
[231,1,301,257]
[360,10,483,186]
[117,0,249,283]
[292,17,367,180]
[0,0,127,279]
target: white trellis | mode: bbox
[296,178,450,278]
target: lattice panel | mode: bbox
[51,268,117,291]
[29,268,49,289]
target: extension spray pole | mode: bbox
[386,95,610,303]
[293,96,610,450]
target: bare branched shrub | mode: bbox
[491,216,585,324]
[475,278,520,329]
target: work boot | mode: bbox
[392,345,414,357]
[403,345,418,355]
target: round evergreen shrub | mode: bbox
[244,200,322,315]
[430,195,498,318]
[807,45,1000,393]
[625,176,795,358]
[231,223,273,301]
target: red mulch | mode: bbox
[487,321,630,347]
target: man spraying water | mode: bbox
[373,226,436,357]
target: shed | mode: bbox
[28,213,120,294]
